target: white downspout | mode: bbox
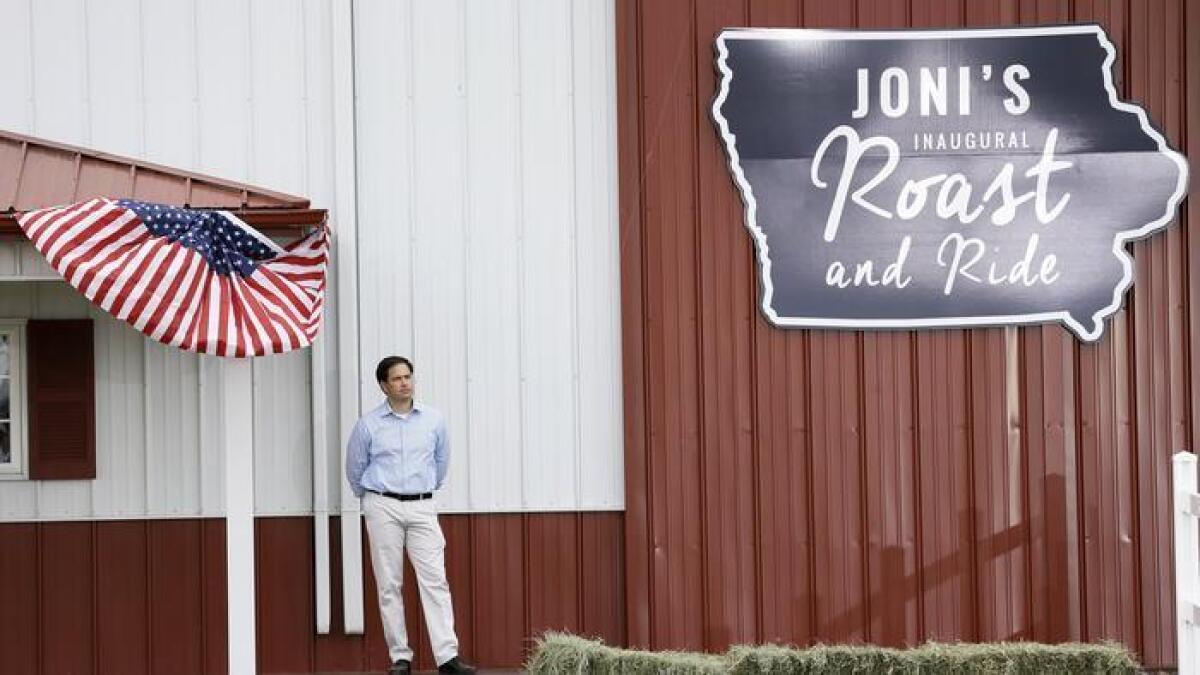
[331,0,365,634]
[311,331,331,634]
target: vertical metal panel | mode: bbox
[0,245,20,278]
[140,0,200,167]
[148,519,208,674]
[797,0,867,648]
[470,514,527,665]
[580,511,626,641]
[697,0,756,653]
[639,0,706,651]
[299,0,337,214]
[616,0,651,648]
[249,0,308,191]
[85,0,144,158]
[353,0,418,393]
[253,351,313,515]
[1071,0,1141,655]
[915,330,975,640]
[194,0,252,182]
[144,343,201,516]
[94,307,149,517]
[411,0,472,514]
[441,516,475,668]
[0,0,33,133]
[527,514,582,635]
[745,3,816,650]
[573,0,625,508]
[202,518,229,675]
[518,0,580,510]
[17,242,57,278]
[199,356,226,515]
[856,0,922,649]
[40,522,95,674]
[28,0,87,142]
[96,521,149,675]
[256,517,315,673]
[0,522,38,673]
[619,0,1193,667]
[463,0,525,512]
[353,0,624,512]
[1128,0,1187,664]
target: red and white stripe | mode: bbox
[17,198,329,358]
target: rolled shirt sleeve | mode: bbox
[344,420,371,498]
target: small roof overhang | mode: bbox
[0,130,325,237]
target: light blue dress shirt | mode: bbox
[344,400,450,498]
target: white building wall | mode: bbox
[0,0,622,520]
[353,0,623,512]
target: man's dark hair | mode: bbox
[376,356,414,383]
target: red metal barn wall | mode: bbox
[618,0,1199,669]
[0,515,624,673]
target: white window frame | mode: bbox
[0,320,27,480]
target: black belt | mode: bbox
[370,489,433,501]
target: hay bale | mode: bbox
[528,633,726,674]
[527,632,1139,674]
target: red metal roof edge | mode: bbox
[0,129,316,208]
[0,208,327,238]
[0,129,326,233]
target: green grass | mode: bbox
[527,632,1139,674]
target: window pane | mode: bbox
[0,334,8,376]
[0,422,8,464]
[0,378,8,420]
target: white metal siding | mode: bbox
[353,0,623,512]
[0,243,58,280]
[0,0,623,519]
[0,0,333,520]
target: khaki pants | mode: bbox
[363,492,459,664]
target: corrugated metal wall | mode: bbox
[0,515,624,673]
[0,519,227,675]
[0,279,315,520]
[351,0,624,512]
[0,2,630,665]
[0,242,57,280]
[618,0,1195,669]
[0,0,626,518]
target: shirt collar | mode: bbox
[378,400,423,418]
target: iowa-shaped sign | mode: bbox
[711,24,1188,342]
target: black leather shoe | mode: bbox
[437,656,476,674]
[388,659,411,675]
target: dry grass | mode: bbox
[527,632,1139,674]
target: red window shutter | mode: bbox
[27,319,95,480]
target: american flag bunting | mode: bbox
[18,198,329,358]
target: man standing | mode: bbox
[346,356,475,675]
